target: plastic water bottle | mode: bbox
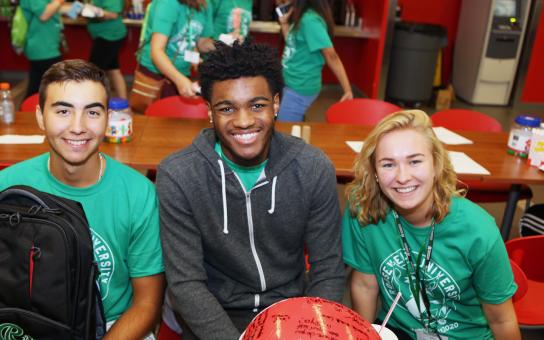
[0,82,15,125]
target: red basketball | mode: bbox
[241,297,380,340]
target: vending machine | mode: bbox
[453,0,531,105]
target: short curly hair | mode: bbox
[199,40,284,102]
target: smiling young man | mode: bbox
[156,41,345,339]
[0,60,164,339]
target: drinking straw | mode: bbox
[379,292,402,334]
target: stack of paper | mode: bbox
[0,135,45,144]
[432,127,473,145]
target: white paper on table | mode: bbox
[433,127,473,145]
[346,141,364,153]
[448,151,490,175]
[0,135,45,144]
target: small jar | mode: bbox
[507,115,541,158]
[105,98,133,143]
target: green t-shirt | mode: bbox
[87,0,127,41]
[139,0,214,76]
[21,0,62,60]
[215,142,267,192]
[209,0,253,39]
[0,153,164,322]
[342,197,516,339]
[282,10,332,95]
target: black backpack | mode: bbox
[0,185,106,339]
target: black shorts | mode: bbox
[89,37,125,71]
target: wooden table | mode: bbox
[2,114,543,239]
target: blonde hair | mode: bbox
[347,110,461,226]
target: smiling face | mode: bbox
[37,80,108,168]
[375,128,436,224]
[209,76,279,167]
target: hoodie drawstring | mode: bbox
[268,176,277,214]
[218,159,229,234]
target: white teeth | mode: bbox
[233,132,257,141]
[67,140,87,146]
[396,186,416,193]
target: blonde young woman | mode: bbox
[343,110,520,339]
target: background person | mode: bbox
[277,0,352,122]
[343,110,520,339]
[87,0,128,99]
[138,0,215,99]
[20,0,65,99]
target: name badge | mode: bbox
[416,329,448,340]
[184,50,200,64]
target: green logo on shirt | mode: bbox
[282,32,295,69]
[92,230,115,300]
[169,21,204,56]
[380,249,461,334]
[0,323,34,340]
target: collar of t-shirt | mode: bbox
[214,142,268,192]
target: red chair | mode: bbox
[325,98,401,126]
[431,109,503,132]
[505,235,544,327]
[145,95,208,119]
[509,260,528,302]
[430,109,533,214]
[145,96,208,181]
[20,93,39,112]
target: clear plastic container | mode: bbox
[507,115,541,158]
[105,98,132,143]
[0,82,15,125]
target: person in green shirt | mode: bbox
[87,0,128,99]
[209,0,253,43]
[138,0,215,99]
[343,110,520,339]
[20,0,64,99]
[0,60,164,339]
[276,0,352,121]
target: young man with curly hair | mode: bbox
[156,41,345,339]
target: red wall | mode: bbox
[0,22,140,74]
[397,0,462,85]
[322,0,390,98]
[521,9,544,103]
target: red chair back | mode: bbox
[431,109,502,132]
[145,96,208,119]
[20,93,39,112]
[325,99,401,126]
[505,235,544,281]
[509,259,528,302]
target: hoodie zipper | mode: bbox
[233,172,269,310]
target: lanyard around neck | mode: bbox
[393,210,437,333]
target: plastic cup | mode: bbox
[371,324,398,340]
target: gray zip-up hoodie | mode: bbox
[157,128,345,339]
